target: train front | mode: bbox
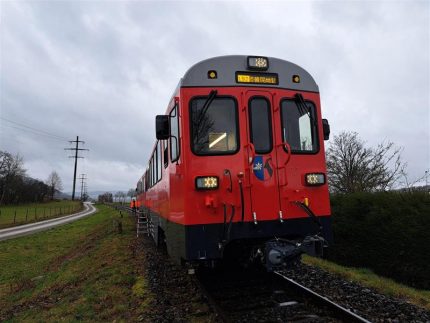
[164,56,331,270]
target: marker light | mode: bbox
[208,70,217,79]
[196,176,219,190]
[247,56,269,71]
[305,173,326,186]
[292,75,301,83]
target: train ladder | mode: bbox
[136,209,150,237]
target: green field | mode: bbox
[0,201,83,229]
[0,204,152,322]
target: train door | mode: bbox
[244,91,283,223]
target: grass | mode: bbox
[303,254,430,310]
[0,201,83,229]
[0,204,153,322]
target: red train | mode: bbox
[135,55,332,271]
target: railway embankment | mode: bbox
[0,205,216,322]
[328,191,430,290]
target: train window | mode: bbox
[149,158,153,187]
[170,105,180,162]
[190,97,238,155]
[281,99,318,153]
[152,153,156,185]
[163,141,168,168]
[249,97,272,154]
[157,141,162,181]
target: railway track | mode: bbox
[196,266,371,323]
[273,271,371,323]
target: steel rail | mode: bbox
[274,271,372,323]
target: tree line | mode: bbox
[0,150,63,205]
[97,189,135,203]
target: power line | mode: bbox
[0,117,69,141]
[65,136,89,200]
[78,174,87,200]
[1,123,67,142]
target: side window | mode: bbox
[249,97,272,154]
[149,159,153,187]
[152,154,156,186]
[145,170,149,191]
[281,99,318,153]
[163,141,168,168]
[170,105,180,162]
[157,141,162,181]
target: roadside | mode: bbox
[0,202,96,241]
[0,201,83,229]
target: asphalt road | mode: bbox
[0,202,97,242]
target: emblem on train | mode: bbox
[253,156,273,181]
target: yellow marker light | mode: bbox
[305,173,326,186]
[292,75,301,83]
[196,176,219,190]
[208,70,217,79]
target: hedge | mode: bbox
[327,191,430,290]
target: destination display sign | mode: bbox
[236,72,279,85]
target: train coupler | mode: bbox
[264,235,327,272]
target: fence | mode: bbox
[0,204,83,229]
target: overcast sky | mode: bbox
[1,0,429,193]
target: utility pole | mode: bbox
[65,136,89,200]
[78,174,87,200]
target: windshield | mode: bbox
[190,97,239,155]
[281,99,318,153]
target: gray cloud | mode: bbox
[1,1,428,192]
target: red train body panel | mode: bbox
[135,56,332,269]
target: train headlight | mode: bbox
[195,176,219,190]
[305,173,325,186]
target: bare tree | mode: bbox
[98,192,113,203]
[116,191,126,204]
[46,171,63,200]
[326,131,405,193]
[127,188,135,201]
[0,151,26,205]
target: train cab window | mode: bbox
[249,97,272,154]
[190,97,238,155]
[170,105,180,162]
[281,99,318,153]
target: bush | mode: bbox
[328,191,430,290]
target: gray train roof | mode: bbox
[180,55,319,92]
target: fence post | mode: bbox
[26,211,28,222]
[14,210,16,224]
[44,208,46,218]
[35,208,37,220]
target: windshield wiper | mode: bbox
[294,93,315,125]
[195,90,218,126]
